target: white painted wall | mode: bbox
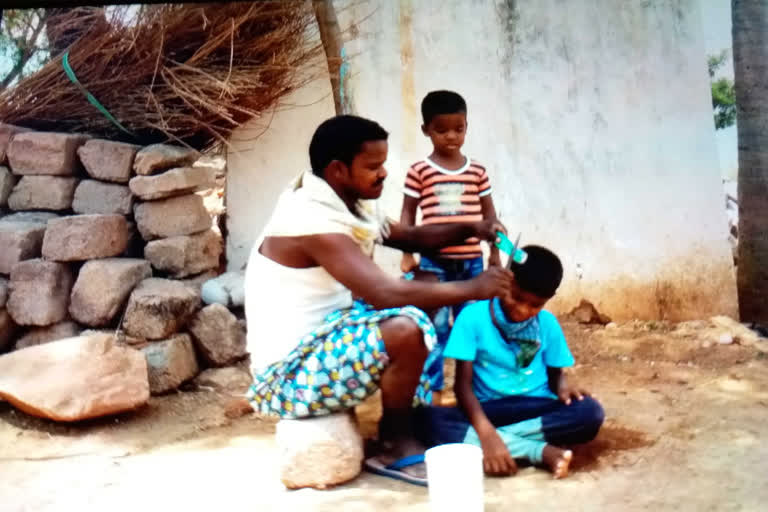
[227,0,737,321]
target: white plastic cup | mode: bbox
[425,443,484,512]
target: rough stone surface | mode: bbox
[141,333,199,394]
[14,321,81,351]
[42,214,129,261]
[568,299,612,325]
[201,271,245,308]
[0,219,51,275]
[7,132,87,176]
[69,258,152,327]
[194,366,252,394]
[7,259,73,326]
[77,139,139,183]
[0,124,31,164]
[0,333,149,422]
[276,413,364,489]
[179,270,219,294]
[134,193,212,241]
[0,166,17,206]
[129,166,216,200]
[0,277,7,308]
[72,180,133,215]
[0,309,17,353]
[81,329,146,347]
[144,230,222,278]
[7,176,78,211]
[133,144,199,176]
[123,278,200,340]
[188,304,247,366]
[0,211,60,225]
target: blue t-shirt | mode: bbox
[443,300,574,401]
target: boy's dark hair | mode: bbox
[309,115,388,177]
[511,245,563,298]
[421,90,467,125]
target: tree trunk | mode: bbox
[312,0,344,115]
[733,0,768,323]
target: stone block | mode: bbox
[123,278,200,340]
[7,132,87,176]
[0,124,31,164]
[133,144,199,176]
[144,229,222,278]
[69,258,152,327]
[42,214,129,261]
[7,259,73,326]
[0,166,17,207]
[179,270,219,294]
[129,166,216,200]
[141,333,199,394]
[276,413,364,489]
[133,193,212,241]
[14,321,81,351]
[0,309,17,353]
[0,211,60,225]
[194,366,252,394]
[77,139,139,183]
[0,221,49,274]
[72,180,133,215]
[7,176,78,211]
[188,304,247,366]
[0,333,149,422]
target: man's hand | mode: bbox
[474,219,507,244]
[400,253,418,273]
[557,382,591,406]
[470,266,514,300]
[479,429,518,476]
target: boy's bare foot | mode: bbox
[542,445,573,479]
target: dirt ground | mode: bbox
[1,320,767,512]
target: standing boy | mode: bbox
[400,90,501,405]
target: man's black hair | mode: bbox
[309,115,388,177]
[511,245,564,299]
[421,90,467,125]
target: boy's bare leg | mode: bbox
[542,445,573,479]
[374,316,429,477]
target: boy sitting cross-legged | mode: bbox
[415,246,604,478]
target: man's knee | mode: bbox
[574,396,605,441]
[380,316,427,361]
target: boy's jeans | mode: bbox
[418,255,484,393]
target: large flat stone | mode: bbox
[69,258,152,327]
[188,304,247,366]
[0,309,17,353]
[129,166,216,200]
[77,139,139,183]
[7,176,78,211]
[123,278,200,340]
[42,214,129,262]
[7,132,87,176]
[0,333,149,422]
[133,144,199,176]
[194,366,252,394]
[144,229,222,278]
[72,180,133,215]
[0,211,60,225]
[141,333,199,394]
[276,413,364,489]
[7,259,73,326]
[0,124,31,164]
[0,166,17,206]
[133,193,212,241]
[14,321,81,351]
[0,222,47,275]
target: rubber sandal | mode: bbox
[364,454,428,487]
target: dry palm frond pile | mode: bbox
[0,3,323,149]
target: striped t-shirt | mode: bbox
[403,157,492,259]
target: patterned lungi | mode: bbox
[246,301,437,418]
